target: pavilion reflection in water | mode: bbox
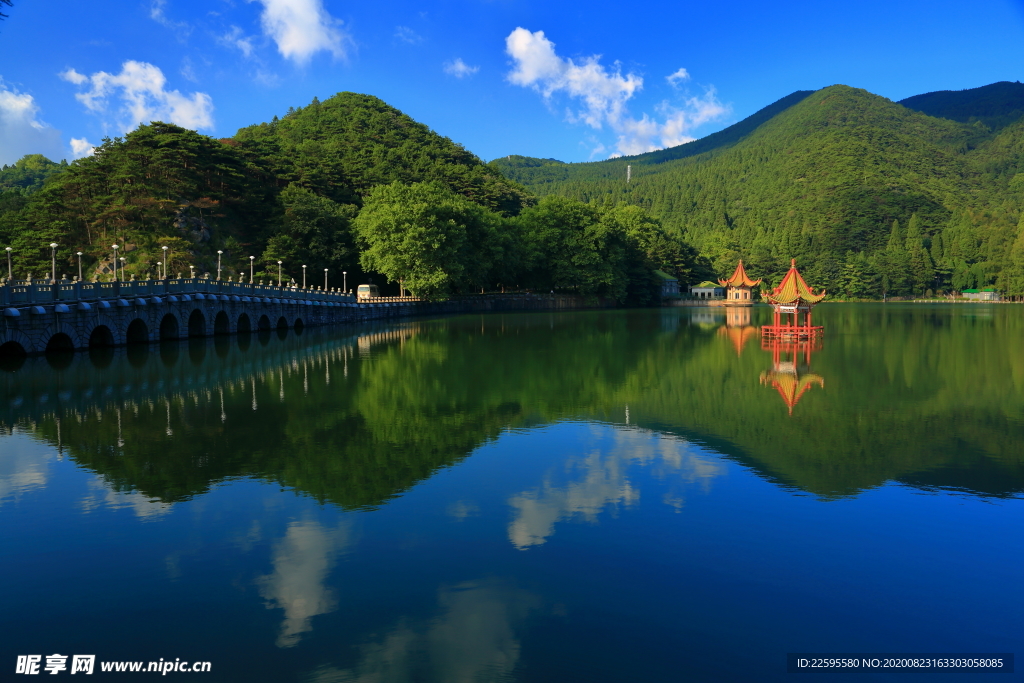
[759,335,824,415]
[713,303,826,415]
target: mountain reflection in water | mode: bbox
[3,305,1022,504]
[1,305,1022,683]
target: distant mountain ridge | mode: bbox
[899,81,1024,132]
[493,82,1024,297]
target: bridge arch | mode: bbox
[159,313,180,340]
[257,314,271,331]
[276,316,288,329]
[237,313,252,334]
[188,309,206,337]
[214,310,230,335]
[89,325,115,347]
[45,332,75,353]
[126,318,149,344]
[294,317,304,332]
[0,340,27,357]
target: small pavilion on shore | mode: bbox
[761,260,826,340]
[719,260,761,306]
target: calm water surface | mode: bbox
[1,304,1021,682]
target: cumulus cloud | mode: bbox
[70,138,96,158]
[666,67,690,87]
[443,58,479,79]
[149,0,191,36]
[60,61,214,133]
[505,28,729,157]
[250,0,350,65]
[394,26,423,45]
[219,25,256,58]
[0,80,66,166]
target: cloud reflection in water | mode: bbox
[508,426,726,549]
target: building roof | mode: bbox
[653,270,677,281]
[694,281,724,289]
[764,260,826,305]
[719,260,761,288]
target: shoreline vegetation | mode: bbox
[2,82,1024,303]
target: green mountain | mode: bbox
[492,84,1024,297]
[899,81,1024,132]
[0,93,697,303]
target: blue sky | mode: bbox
[1,0,1023,167]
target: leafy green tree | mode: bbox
[354,181,499,299]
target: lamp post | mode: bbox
[5,246,11,280]
[217,250,223,280]
[343,271,347,293]
[161,246,168,279]
[120,257,126,280]
[76,252,83,281]
[277,260,282,287]
[324,268,328,290]
[189,264,195,279]
[49,243,58,282]
[302,265,307,289]
[249,256,255,283]
[112,245,119,281]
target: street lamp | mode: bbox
[324,268,328,290]
[49,243,58,282]
[76,252,83,281]
[189,264,195,279]
[112,245,119,281]
[217,250,223,280]
[277,260,282,287]
[343,271,347,293]
[5,246,11,280]
[302,265,307,288]
[120,257,126,280]
[249,256,255,283]
[161,246,168,279]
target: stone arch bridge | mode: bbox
[0,277,420,355]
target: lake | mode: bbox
[1,303,1021,681]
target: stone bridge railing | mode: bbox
[0,278,603,355]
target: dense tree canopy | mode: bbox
[0,92,696,301]
[495,84,1024,298]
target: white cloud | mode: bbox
[249,0,350,65]
[0,80,66,166]
[60,61,214,133]
[443,58,479,79]
[219,25,256,58]
[70,138,96,158]
[505,28,729,158]
[666,67,690,87]
[149,0,191,36]
[394,26,422,45]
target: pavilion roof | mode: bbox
[719,260,761,288]
[765,260,826,305]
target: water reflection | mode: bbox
[257,520,354,648]
[2,307,1023,504]
[758,337,825,415]
[311,578,540,683]
[508,428,726,549]
[0,430,51,505]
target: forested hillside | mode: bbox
[493,84,1024,297]
[0,93,701,302]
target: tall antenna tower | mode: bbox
[626,165,631,183]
